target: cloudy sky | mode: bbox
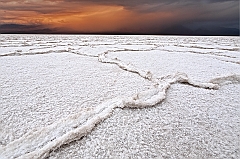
[0,0,239,34]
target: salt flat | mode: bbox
[0,35,239,158]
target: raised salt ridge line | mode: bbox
[0,98,124,159]
[0,49,69,57]
[210,74,240,85]
[1,49,232,159]
[98,52,154,81]
[123,72,219,108]
[0,74,221,159]
[0,45,157,58]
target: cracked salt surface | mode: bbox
[50,84,240,159]
[0,35,239,158]
[0,53,152,145]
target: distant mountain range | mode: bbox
[0,23,239,36]
[0,24,54,34]
[161,25,239,36]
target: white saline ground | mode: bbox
[0,53,152,144]
[0,35,239,159]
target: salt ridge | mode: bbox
[1,47,239,159]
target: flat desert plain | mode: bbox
[0,35,239,158]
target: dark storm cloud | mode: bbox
[1,0,238,14]
[67,0,239,34]
[63,0,239,6]
[1,0,238,17]
[0,0,64,14]
[0,0,239,35]
[63,0,239,21]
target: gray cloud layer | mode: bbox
[0,0,239,34]
[64,0,239,8]
[63,0,239,23]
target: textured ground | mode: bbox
[0,35,239,158]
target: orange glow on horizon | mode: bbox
[1,5,140,32]
[0,1,238,35]
[0,1,193,33]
